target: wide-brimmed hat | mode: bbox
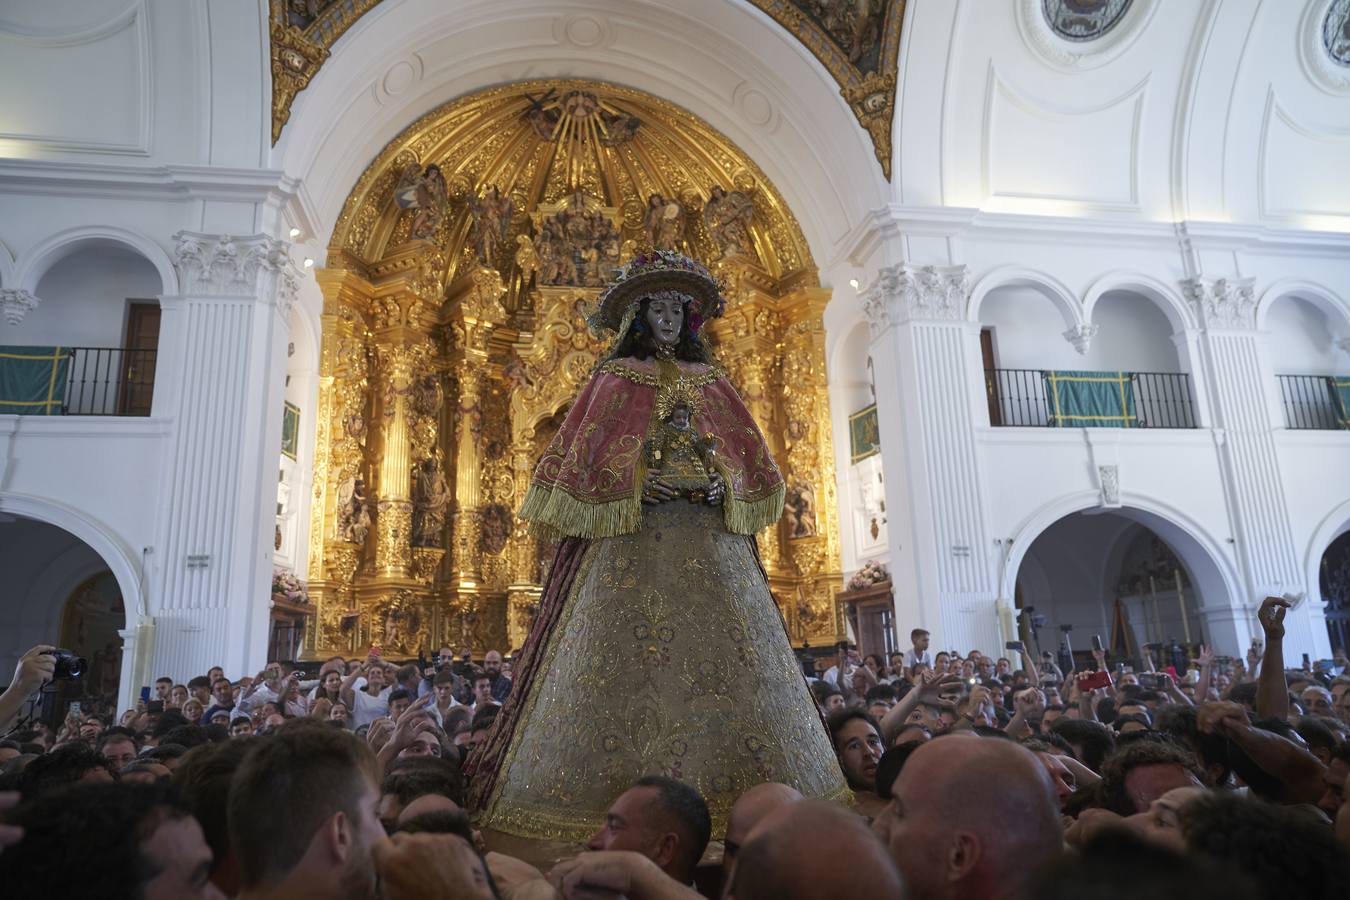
[588,250,726,335]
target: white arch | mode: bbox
[275,0,885,262]
[1000,490,1243,613]
[967,265,1084,330]
[0,493,145,620]
[1083,270,1197,334]
[1255,278,1350,335]
[0,238,15,288]
[1304,498,1350,609]
[15,225,179,296]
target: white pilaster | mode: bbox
[1183,276,1331,658]
[864,264,1003,655]
[148,233,299,681]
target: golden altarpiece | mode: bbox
[304,81,845,660]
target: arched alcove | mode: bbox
[0,513,125,719]
[1016,509,1209,660]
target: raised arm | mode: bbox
[340,663,365,709]
[0,645,56,735]
[880,672,961,744]
[1254,596,1290,722]
[1198,701,1324,803]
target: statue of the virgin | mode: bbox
[470,251,847,840]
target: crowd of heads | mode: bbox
[2,600,1349,899]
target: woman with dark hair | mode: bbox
[470,251,846,840]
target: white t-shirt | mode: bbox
[903,648,933,669]
[350,685,391,728]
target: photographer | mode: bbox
[0,646,58,736]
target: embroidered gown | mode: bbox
[469,354,847,841]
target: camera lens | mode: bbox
[48,649,86,680]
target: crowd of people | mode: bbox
[1,594,1349,899]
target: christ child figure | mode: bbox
[646,399,720,500]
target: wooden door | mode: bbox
[119,302,160,416]
[981,328,1002,426]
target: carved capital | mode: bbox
[1181,276,1257,331]
[1063,323,1099,355]
[0,289,40,326]
[861,263,971,337]
[173,232,300,318]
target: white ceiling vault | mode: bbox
[895,0,1350,230]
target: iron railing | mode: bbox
[985,369,1197,429]
[62,347,157,416]
[1277,374,1348,431]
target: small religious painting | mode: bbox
[849,403,880,463]
[281,402,300,460]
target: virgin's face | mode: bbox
[644,297,684,346]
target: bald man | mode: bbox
[722,782,802,883]
[726,800,903,900]
[873,735,1063,900]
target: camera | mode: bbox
[44,648,86,680]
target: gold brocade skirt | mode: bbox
[477,501,848,841]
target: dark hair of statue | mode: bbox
[604,296,712,364]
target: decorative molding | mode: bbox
[748,0,905,179]
[269,0,384,144]
[1298,0,1350,96]
[172,232,300,318]
[1182,276,1258,330]
[1063,323,1099,355]
[1014,0,1160,72]
[0,288,39,325]
[1098,464,1121,507]
[861,263,971,336]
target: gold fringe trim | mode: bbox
[519,482,644,541]
[720,476,785,535]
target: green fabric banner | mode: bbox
[1042,370,1137,428]
[1329,377,1350,430]
[0,346,70,416]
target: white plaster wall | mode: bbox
[1265,295,1350,376]
[3,246,162,348]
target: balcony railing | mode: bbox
[985,369,1197,429]
[63,347,157,416]
[1277,374,1349,431]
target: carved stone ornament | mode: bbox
[1015,0,1158,71]
[1181,276,1258,331]
[1098,464,1121,507]
[0,289,40,326]
[1336,337,1350,355]
[861,263,971,337]
[1063,323,1099,355]
[173,232,301,319]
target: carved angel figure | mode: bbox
[703,186,755,258]
[394,163,448,240]
[470,185,514,265]
[643,194,686,251]
[337,477,373,545]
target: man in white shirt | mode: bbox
[340,659,391,729]
[902,629,933,673]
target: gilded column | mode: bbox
[448,267,507,586]
[374,340,417,577]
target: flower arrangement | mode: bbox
[272,567,310,605]
[847,559,890,592]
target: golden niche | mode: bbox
[305,80,845,660]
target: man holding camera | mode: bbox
[0,644,60,735]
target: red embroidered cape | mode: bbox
[517,358,784,539]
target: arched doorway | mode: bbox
[0,514,124,724]
[302,80,845,661]
[1320,531,1350,658]
[1012,506,1232,669]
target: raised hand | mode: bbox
[704,470,726,507]
[1257,596,1289,640]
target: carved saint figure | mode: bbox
[393,163,448,240]
[469,185,513,265]
[532,193,621,287]
[643,193,686,251]
[469,250,847,839]
[702,186,755,258]
[784,483,818,539]
[412,459,451,547]
[337,477,373,545]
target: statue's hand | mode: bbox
[641,472,678,505]
[705,471,726,507]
